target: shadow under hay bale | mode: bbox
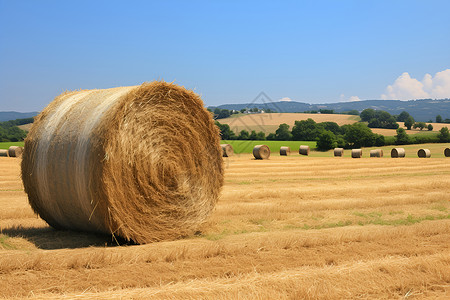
[391,148,405,158]
[299,145,310,156]
[21,81,224,244]
[8,146,23,158]
[370,149,383,157]
[333,148,344,157]
[351,149,362,158]
[444,148,450,157]
[0,149,9,157]
[417,148,431,158]
[253,145,270,159]
[279,146,290,156]
[221,144,234,157]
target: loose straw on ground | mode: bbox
[21,81,224,244]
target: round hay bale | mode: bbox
[253,145,270,159]
[0,149,9,157]
[279,146,290,156]
[391,148,405,158]
[444,148,450,157]
[21,81,224,244]
[299,145,310,156]
[369,149,383,158]
[221,144,234,157]
[417,148,431,158]
[333,148,344,157]
[351,149,362,158]
[8,146,23,158]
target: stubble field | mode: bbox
[0,151,449,299]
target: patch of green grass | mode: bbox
[0,141,24,150]
[222,140,317,154]
[389,210,404,215]
[431,204,447,212]
[0,235,17,250]
[238,181,252,185]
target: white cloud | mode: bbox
[339,94,360,102]
[279,97,292,102]
[381,69,450,100]
[349,96,361,102]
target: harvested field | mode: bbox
[0,154,449,299]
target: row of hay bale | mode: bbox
[0,146,23,158]
[221,144,450,159]
[347,147,443,158]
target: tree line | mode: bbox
[0,118,33,142]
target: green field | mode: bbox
[0,142,25,150]
[222,140,317,154]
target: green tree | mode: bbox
[397,111,410,122]
[395,128,410,145]
[238,130,250,140]
[291,118,323,141]
[266,133,276,140]
[374,134,385,146]
[427,124,433,131]
[436,115,443,123]
[344,123,375,148]
[404,116,415,130]
[256,131,266,140]
[438,127,450,142]
[275,123,292,140]
[215,121,236,140]
[360,108,376,122]
[316,130,336,151]
[240,108,246,113]
[249,130,258,140]
[413,122,426,130]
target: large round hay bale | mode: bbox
[299,145,310,156]
[444,148,450,157]
[351,149,362,158]
[391,148,405,158]
[221,144,234,157]
[333,148,344,157]
[370,149,383,157]
[8,146,23,158]
[21,81,224,244]
[253,145,270,159]
[0,149,9,157]
[417,148,431,158]
[279,146,290,156]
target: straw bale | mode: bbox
[221,144,234,157]
[444,148,450,157]
[21,81,224,244]
[351,149,362,158]
[417,148,431,158]
[8,146,23,158]
[0,149,9,157]
[391,148,405,158]
[279,146,290,156]
[369,149,383,158]
[333,148,344,157]
[253,145,270,159]
[299,145,310,156]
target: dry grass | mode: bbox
[0,155,449,299]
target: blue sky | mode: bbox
[1,0,449,111]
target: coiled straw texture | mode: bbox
[21,81,224,244]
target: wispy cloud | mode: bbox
[279,97,292,102]
[381,69,450,100]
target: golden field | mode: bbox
[0,149,449,299]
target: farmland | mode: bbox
[1,149,449,298]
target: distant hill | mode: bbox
[213,99,450,122]
[0,111,39,122]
